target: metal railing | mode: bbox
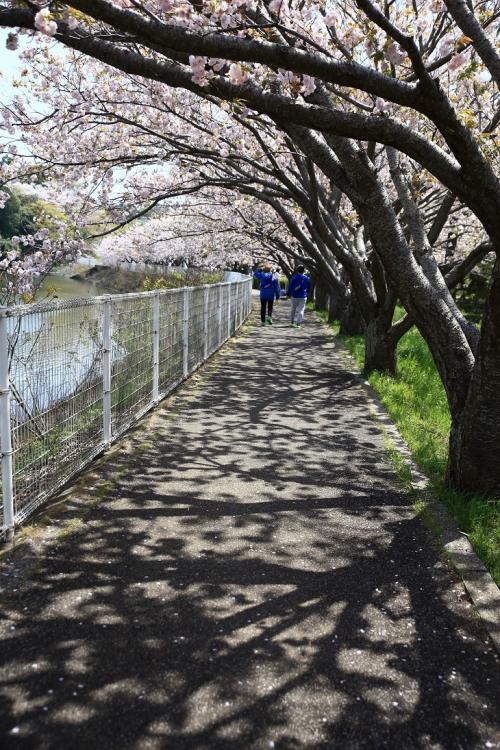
[0,277,252,536]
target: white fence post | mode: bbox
[0,312,14,538]
[203,286,209,360]
[102,296,112,444]
[217,285,223,346]
[152,292,160,402]
[183,288,189,378]
[227,283,231,340]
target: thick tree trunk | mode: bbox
[364,317,397,376]
[447,254,500,495]
[363,290,398,376]
[287,125,498,491]
[339,291,365,335]
[327,286,347,322]
[314,282,328,311]
[308,274,316,302]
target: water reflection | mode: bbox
[8,301,104,421]
[35,272,100,301]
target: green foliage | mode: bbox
[0,187,67,246]
[0,189,24,238]
[319,309,499,583]
[457,59,480,82]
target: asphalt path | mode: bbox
[0,301,498,749]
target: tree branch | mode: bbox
[443,0,500,89]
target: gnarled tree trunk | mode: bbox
[447,253,500,495]
[364,319,396,376]
[314,282,328,311]
[327,286,347,322]
[339,290,365,336]
[363,288,398,376]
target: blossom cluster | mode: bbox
[3,0,490,112]
[0,226,83,304]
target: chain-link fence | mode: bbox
[0,277,252,535]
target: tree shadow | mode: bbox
[0,305,497,749]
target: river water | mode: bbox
[10,273,107,418]
[35,272,100,301]
[12,269,236,417]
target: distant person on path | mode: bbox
[286,265,310,327]
[254,263,281,325]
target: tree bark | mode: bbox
[363,289,398,376]
[447,253,500,495]
[328,288,347,322]
[308,273,317,302]
[364,317,397,376]
[339,290,365,336]
[314,282,328,311]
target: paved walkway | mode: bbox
[0,301,498,749]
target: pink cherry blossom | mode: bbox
[449,52,468,71]
[374,97,392,114]
[189,55,211,86]
[268,0,283,15]
[430,0,445,12]
[34,9,58,37]
[301,75,316,97]
[385,43,405,66]
[439,38,454,57]
[228,64,249,86]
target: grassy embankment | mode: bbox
[315,308,499,584]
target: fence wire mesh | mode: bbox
[0,278,251,533]
[187,288,205,375]
[206,286,222,357]
[158,290,184,396]
[110,295,154,437]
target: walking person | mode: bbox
[254,262,281,325]
[286,265,310,327]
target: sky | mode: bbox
[0,31,36,161]
[0,30,23,103]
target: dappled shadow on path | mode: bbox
[0,305,498,749]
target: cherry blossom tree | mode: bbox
[1,46,489,374]
[98,195,272,269]
[0,0,499,494]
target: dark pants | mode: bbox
[261,299,274,322]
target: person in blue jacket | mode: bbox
[254,263,281,325]
[286,265,310,327]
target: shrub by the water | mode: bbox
[142,270,222,291]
